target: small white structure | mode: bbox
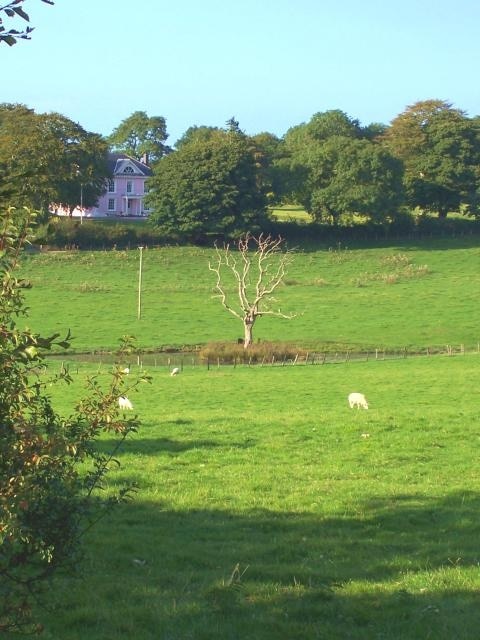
[170,367,180,376]
[118,396,133,410]
[348,392,368,409]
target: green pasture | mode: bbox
[32,354,480,639]
[20,236,480,354]
[269,205,312,222]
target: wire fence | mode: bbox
[50,343,480,373]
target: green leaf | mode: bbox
[2,34,17,46]
[13,7,30,21]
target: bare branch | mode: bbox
[208,243,242,320]
[208,233,296,348]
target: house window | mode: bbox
[108,198,115,211]
[107,179,115,192]
[126,181,133,194]
[123,166,134,174]
[143,180,149,194]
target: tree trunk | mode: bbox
[243,318,254,349]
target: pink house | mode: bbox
[53,153,153,218]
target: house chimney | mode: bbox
[140,152,149,166]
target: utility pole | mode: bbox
[137,246,144,320]
[80,183,84,225]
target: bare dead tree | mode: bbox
[208,233,296,349]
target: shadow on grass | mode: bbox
[96,436,257,456]
[46,491,480,640]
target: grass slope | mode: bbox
[20,237,480,353]
[33,354,480,639]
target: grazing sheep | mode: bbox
[118,396,133,410]
[348,392,368,410]
[121,366,130,374]
[170,367,180,376]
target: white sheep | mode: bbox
[170,367,180,376]
[348,392,368,410]
[121,366,130,374]
[118,395,133,410]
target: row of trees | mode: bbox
[1,100,480,234]
[146,102,480,237]
[2,3,480,236]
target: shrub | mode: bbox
[34,218,167,250]
[199,341,307,364]
[0,208,148,632]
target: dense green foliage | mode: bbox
[107,111,170,163]
[0,208,145,632]
[147,127,269,240]
[278,110,405,224]
[383,100,480,217]
[299,136,404,223]
[174,124,222,149]
[0,104,109,217]
[30,354,480,639]
[0,97,478,228]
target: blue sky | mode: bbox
[2,0,479,146]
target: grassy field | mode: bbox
[10,236,480,638]
[19,236,480,353]
[28,353,480,639]
[269,205,312,222]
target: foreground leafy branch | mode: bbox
[0,0,54,46]
[0,208,148,633]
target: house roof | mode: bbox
[108,153,153,177]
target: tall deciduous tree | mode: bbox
[208,233,295,349]
[0,105,109,216]
[147,127,268,240]
[175,125,222,149]
[306,137,404,223]
[0,0,54,46]
[280,110,403,223]
[383,99,480,217]
[108,111,170,163]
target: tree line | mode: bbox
[1,1,480,237]
[1,100,480,238]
